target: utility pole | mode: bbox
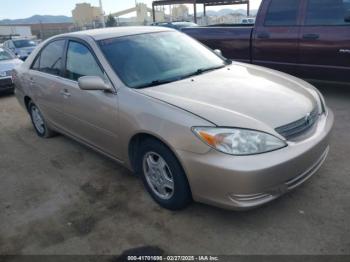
[99,0,106,27]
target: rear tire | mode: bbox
[136,138,192,210]
[28,102,56,138]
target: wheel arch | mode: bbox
[128,132,186,175]
[24,96,32,112]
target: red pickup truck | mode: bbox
[183,0,350,84]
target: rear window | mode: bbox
[13,40,36,48]
[306,0,350,26]
[265,0,300,26]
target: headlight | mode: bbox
[192,127,287,155]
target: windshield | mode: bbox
[99,31,226,88]
[0,49,14,61]
[13,40,36,48]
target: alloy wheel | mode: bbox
[142,152,175,200]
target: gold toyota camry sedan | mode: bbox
[13,27,334,210]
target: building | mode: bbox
[0,25,32,37]
[171,5,189,21]
[111,3,162,25]
[29,23,74,39]
[72,3,103,27]
[0,25,32,43]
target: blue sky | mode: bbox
[0,0,262,19]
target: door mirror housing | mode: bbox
[214,49,223,56]
[78,76,112,91]
[345,10,350,22]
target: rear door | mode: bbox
[58,39,121,158]
[299,0,350,82]
[29,39,67,129]
[252,0,302,76]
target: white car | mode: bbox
[0,48,23,94]
[2,38,37,61]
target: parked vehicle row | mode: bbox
[183,0,350,84]
[0,47,23,94]
[2,38,38,60]
[13,27,333,211]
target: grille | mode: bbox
[6,70,13,76]
[275,108,319,140]
[0,77,13,88]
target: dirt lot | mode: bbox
[0,84,349,255]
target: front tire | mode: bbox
[28,102,56,138]
[136,138,192,210]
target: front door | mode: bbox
[253,0,302,76]
[59,40,120,158]
[299,0,350,82]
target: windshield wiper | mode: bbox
[180,65,226,80]
[133,65,227,89]
[225,59,233,65]
[134,79,176,89]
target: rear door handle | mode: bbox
[339,49,350,54]
[302,33,319,40]
[257,32,270,39]
[29,77,35,86]
[60,89,71,98]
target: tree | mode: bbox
[106,14,117,27]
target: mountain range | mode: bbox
[0,8,257,25]
[0,15,73,25]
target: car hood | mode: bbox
[0,58,23,71]
[136,63,319,135]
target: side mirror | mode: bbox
[78,76,112,91]
[214,49,223,56]
[345,10,350,22]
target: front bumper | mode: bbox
[0,77,14,93]
[177,109,334,210]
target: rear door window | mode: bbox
[265,0,300,26]
[305,0,350,26]
[33,40,65,76]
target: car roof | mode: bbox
[58,26,174,41]
[12,38,33,41]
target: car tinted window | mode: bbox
[306,0,350,26]
[36,40,65,76]
[265,0,300,26]
[13,40,36,48]
[0,49,14,61]
[66,41,104,81]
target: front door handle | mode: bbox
[60,89,71,98]
[302,33,320,40]
[257,32,270,39]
